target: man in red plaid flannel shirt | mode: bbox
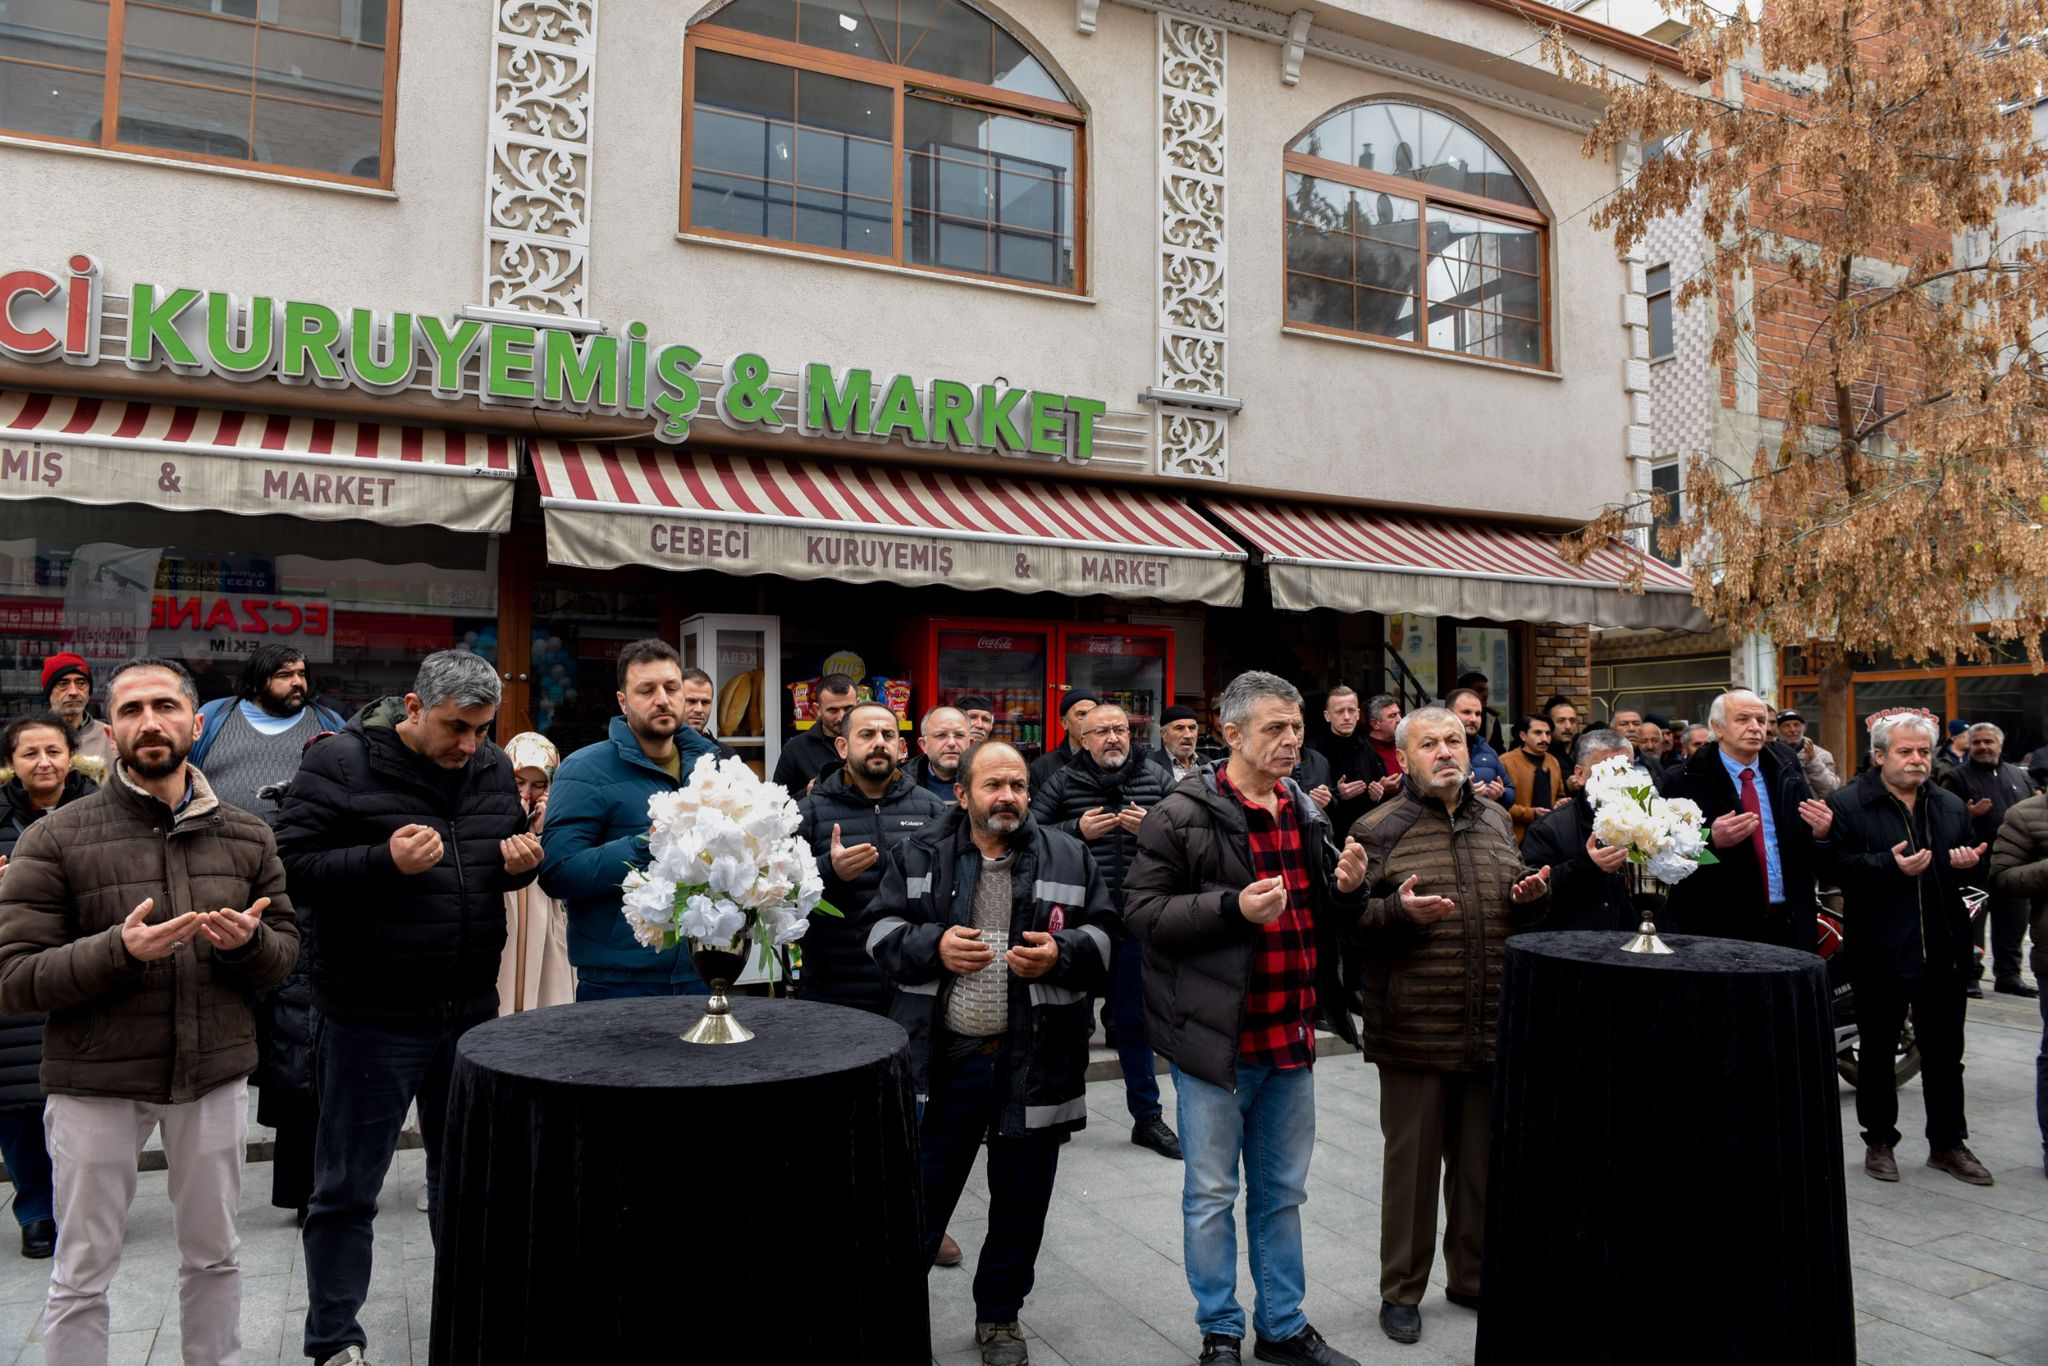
[1125,672,1371,1366]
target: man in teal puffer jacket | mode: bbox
[539,640,718,1000]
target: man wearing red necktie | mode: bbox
[1662,689,1834,950]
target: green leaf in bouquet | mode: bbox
[813,897,844,919]
[1693,850,1719,866]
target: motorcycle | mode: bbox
[1817,885,1987,1089]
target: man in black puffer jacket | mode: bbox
[1030,701,1180,1159]
[1819,711,1994,1189]
[796,702,948,1013]
[1521,728,1638,933]
[274,651,543,1366]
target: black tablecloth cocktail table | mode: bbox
[428,996,928,1364]
[1475,933,1854,1365]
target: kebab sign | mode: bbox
[0,253,1111,459]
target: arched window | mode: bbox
[685,0,1084,290]
[1284,102,1547,367]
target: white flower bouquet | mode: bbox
[619,754,838,967]
[1584,754,1719,885]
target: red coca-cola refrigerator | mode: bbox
[899,618,1176,761]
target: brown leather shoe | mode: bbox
[1864,1145,1900,1181]
[1928,1145,1995,1186]
[936,1232,964,1267]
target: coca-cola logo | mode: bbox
[977,636,1014,650]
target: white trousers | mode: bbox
[43,1078,248,1366]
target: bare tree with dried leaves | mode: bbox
[1547,0,2048,747]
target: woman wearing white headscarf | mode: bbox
[499,733,575,1012]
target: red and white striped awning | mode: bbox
[531,440,1246,605]
[1205,499,1705,630]
[0,390,517,532]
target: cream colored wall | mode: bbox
[0,0,1641,523]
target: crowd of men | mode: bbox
[0,644,2042,1366]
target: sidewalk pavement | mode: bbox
[0,992,2039,1365]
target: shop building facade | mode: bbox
[0,0,1697,767]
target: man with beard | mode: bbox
[909,706,972,803]
[1820,710,1993,1186]
[0,657,298,1364]
[1499,713,1567,846]
[1032,703,1179,1159]
[863,741,1116,1366]
[1029,689,1099,789]
[678,667,740,762]
[1447,689,1511,805]
[274,650,542,1366]
[1154,705,1205,785]
[1937,722,2039,998]
[37,654,113,770]
[1125,672,1371,1366]
[774,673,859,794]
[1541,697,1581,758]
[1347,707,1551,1346]
[187,644,349,815]
[955,694,997,746]
[541,640,720,1001]
[797,703,948,1012]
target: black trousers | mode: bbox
[918,1037,1061,1324]
[1971,894,2028,981]
[1854,974,1968,1151]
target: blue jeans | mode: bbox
[0,1109,53,1226]
[1110,943,1161,1122]
[301,1012,487,1361]
[918,1040,1061,1323]
[575,977,709,1002]
[2036,988,2046,1166]
[1172,1061,1315,1342]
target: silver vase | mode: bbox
[1619,860,1675,955]
[679,937,756,1044]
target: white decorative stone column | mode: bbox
[1153,14,1232,480]
[485,0,596,316]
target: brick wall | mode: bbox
[1532,624,1592,709]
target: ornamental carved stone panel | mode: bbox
[1155,14,1230,480]
[486,0,596,316]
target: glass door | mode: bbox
[934,627,1050,761]
[1059,628,1172,750]
[679,614,783,781]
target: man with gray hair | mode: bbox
[1126,671,1370,1366]
[1522,729,1639,932]
[1937,721,2038,997]
[1346,705,1550,1346]
[1820,710,1991,1185]
[1661,688,1832,947]
[275,649,543,1366]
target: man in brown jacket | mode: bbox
[0,657,299,1366]
[1987,791,2048,1176]
[1346,706,1550,1347]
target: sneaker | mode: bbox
[1132,1115,1183,1160]
[1253,1322,1361,1365]
[976,1320,1029,1366]
[1199,1335,1243,1365]
[319,1349,369,1366]
[1928,1145,1995,1186]
[936,1232,963,1267]
[1864,1144,1900,1181]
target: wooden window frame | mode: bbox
[681,23,1087,295]
[0,0,400,189]
[1281,111,1550,371]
